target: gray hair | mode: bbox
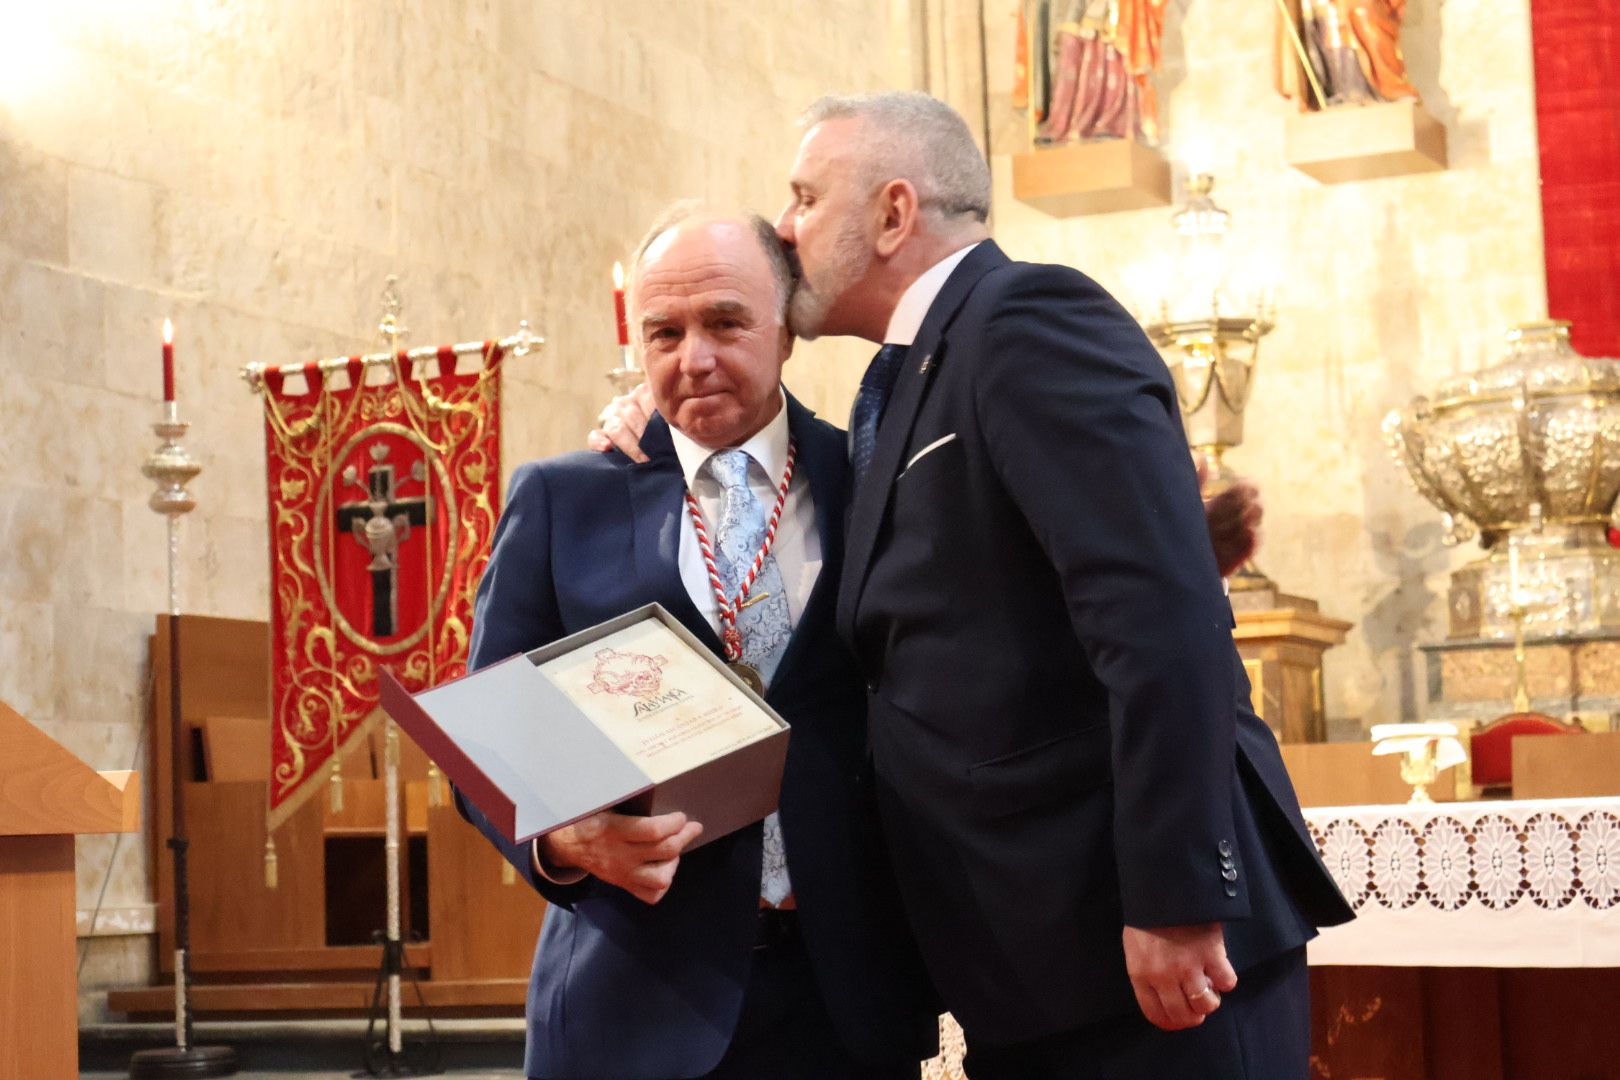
[628,200,794,325]
[800,92,991,224]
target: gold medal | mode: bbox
[729,662,765,696]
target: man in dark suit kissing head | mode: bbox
[757,91,1354,1080]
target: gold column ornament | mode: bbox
[1142,175,1284,601]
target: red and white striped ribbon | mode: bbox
[683,442,797,663]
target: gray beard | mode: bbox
[787,225,873,341]
[788,283,831,341]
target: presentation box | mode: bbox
[380,603,789,848]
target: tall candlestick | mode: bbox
[162,318,175,403]
[612,262,629,347]
[1508,538,1521,599]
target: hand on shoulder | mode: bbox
[585,383,656,463]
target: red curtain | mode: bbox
[1531,0,1620,357]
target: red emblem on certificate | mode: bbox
[586,647,669,698]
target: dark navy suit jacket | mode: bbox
[457,394,938,1079]
[837,242,1353,1046]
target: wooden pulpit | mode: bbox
[1233,604,1351,743]
[0,699,141,1079]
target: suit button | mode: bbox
[1220,855,1235,870]
[1218,840,1233,858]
[1225,882,1239,898]
[1222,867,1239,882]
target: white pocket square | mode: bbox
[902,433,958,475]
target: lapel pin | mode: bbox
[918,352,933,375]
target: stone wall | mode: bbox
[976,0,1547,734]
[0,0,893,1016]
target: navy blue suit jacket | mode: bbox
[837,242,1353,1045]
[457,394,938,1079]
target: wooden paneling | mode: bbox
[1233,609,1351,744]
[161,780,326,964]
[129,613,547,1014]
[0,700,141,836]
[182,943,430,974]
[2,702,142,1079]
[202,716,270,782]
[150,615,269,954]
[426,803,545,981]
[108,976,527,1019]
[0,835,78,1080]
[1513,730,1620,799]
[1280,741,1446,807]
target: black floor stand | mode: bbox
[128,785,237,1079]
[356,931,441,1077]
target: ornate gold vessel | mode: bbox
[1384,321,1620,639]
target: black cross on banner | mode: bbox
[335,448,431,637]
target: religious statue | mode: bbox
[1274,0,1419,110]
[1017,0,1168,145]
[348,494,413,573]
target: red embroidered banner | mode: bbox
[1531,0,1620,357]
[260,346,501,831]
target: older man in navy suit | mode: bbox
[457,206,937,1079]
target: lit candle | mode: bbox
[612,262,629,347]
[162,318,175,402]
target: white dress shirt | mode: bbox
[882,242,981,347]
[534,391,820,885]
[668,390,822,628]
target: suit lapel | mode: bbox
[768,393,843,696]
[836,241,1011,644]
[626,416,724,654]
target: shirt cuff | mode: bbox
[531,838,589,886]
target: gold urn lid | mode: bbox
[1384,321,1620,544]
[1427,321,1620,401]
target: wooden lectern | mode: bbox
[0,699,141,1079]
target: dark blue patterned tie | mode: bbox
[849,342,909,485]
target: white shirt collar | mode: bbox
[669,388,791,489]
[882,242,982,346]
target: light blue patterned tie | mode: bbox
[705,448,794,906]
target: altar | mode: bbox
[1305,796,1620,969]
[1303,793,1620,1080]
[925,792,1620,1080]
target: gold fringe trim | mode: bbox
[264,833,279,890]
